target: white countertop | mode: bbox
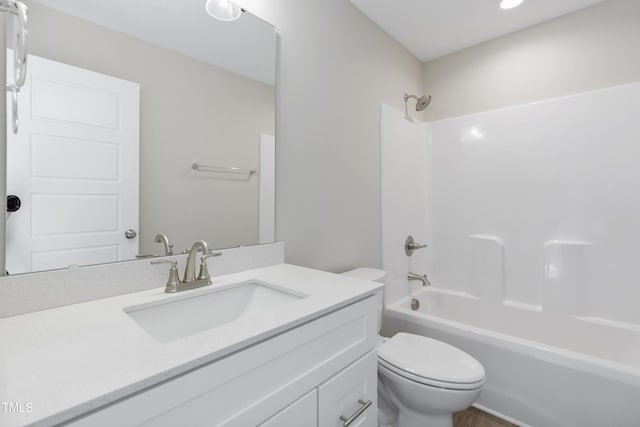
[0,263,382,427]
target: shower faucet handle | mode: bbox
[405,235,427,256]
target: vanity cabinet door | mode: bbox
[258,389,317,427]
[318,350,377,427]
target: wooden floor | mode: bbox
[453,407,518,427]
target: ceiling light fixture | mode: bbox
[500,0,525,10]
[205,0,243,21]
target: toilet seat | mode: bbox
[378,333,485,391]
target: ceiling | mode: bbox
[350,0,607,62]
[31,0,276,85]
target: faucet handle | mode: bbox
[405,236,428,256]
[203,251,222,260]
[198,252,222,282]
[151,260,181,293]
[136,253,159,259]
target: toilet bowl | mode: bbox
[341,268,485,427]
[378,332,484,427]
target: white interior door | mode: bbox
[6,51,140,274]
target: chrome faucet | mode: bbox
[408,272,431,287]
[154,233,174,256]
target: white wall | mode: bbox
[422,0,640,121]
[236,0,425,272]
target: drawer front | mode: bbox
[67,296,376,427]
[258,390,317,427]
[318,351,378,427]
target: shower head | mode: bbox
[403,93,432,122]
[415,95,431,111]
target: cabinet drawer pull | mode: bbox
[339,398,372,427]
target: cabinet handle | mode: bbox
[339,399,372,427]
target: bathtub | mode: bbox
[380,287,640,427]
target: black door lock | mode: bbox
[7,195,21,212]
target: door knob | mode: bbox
[124,229,137,239]
[7,195,21,212]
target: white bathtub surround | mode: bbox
[0,242,285,318]
[382,81,640,325]
[380,81,640,426]
[0,263,382,426]
[425,82,640,323]
[468,235,505,303]
[542,239,591,315]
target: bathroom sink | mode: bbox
[124,280,307,342]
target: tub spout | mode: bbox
[408,272,431,286]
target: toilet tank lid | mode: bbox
[340,268,386,283]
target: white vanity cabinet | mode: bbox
[66,296,378,427]
[318,351,377,427]
[258,390,317,427]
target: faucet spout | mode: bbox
[154,233,174,256]
[184,240,210,283]
[408,272,431,287]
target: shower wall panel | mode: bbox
[425,81,640,326]
[380,104,430,304]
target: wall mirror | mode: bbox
[4,0,276,275]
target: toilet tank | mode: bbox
[340,268,386,333]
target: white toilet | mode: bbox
[341,268,485,427]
